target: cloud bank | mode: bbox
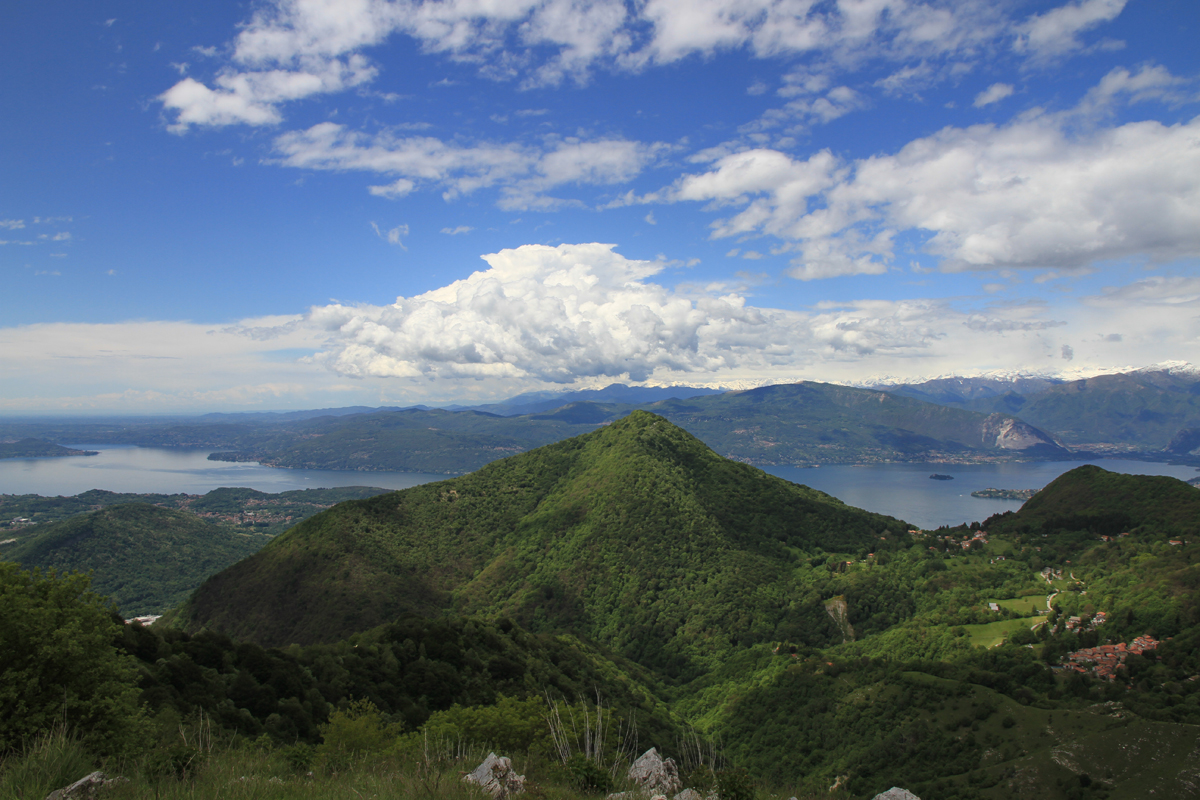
[4,244,1198,411]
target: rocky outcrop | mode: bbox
[871,788,921,800]
[823,596,855,643]
[979,414,1065,453]
[1166,427,1200,455]
[45,772,125,800]
[627,748,681,797]
[464,753,525,799]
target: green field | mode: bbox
[985,596,1049,615]
[964,617,1043,648]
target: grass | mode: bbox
[963,618,1042,648]
[0,743,843,800]
[984,596,1049,615]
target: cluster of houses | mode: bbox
[1062,634,1160,681]
[1064,611,1106,631]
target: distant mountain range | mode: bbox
[194,380,1067,474]
[882,365,1200,452]
[3,365,1198,474]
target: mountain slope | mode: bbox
[2,503,272,615]
[959,369,1200,451]
[205,381,1067,474]
[642,381,1066,464]
[168,411,909,675]
[987,464,1200,538]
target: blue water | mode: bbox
[763,459,1200,529]
[0,445,446,497]
[1,446,1195,530]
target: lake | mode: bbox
[1,445,1196,529]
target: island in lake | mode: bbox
[971,487,1038,500]
[928,473,954,480]
[0,438,98,460]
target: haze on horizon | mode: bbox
[2,0,1198,414]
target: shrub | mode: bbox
[315,698,402,772]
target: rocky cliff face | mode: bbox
[979,414,1065,453]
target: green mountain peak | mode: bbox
[169,412,908,677]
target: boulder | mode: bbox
[627,748,681,797]
[45,772,125,800]
[871,789,921,800]
[464,753,526,799]
[673,789,704,800]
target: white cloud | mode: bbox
[158,0,1089,130]
[0,219,25,230]
[644,212,656,225]
[2,252,1197,409]
[1014,0,1126,59]
[307,243,793,383]
[273,122,665,209]
[371,221,409,247]
[441,225,473,235]
[649,99,1200,278]
[973,82,1013,108]
[1076,64,1194,116]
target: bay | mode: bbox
[763,458,1200,530]
[0,445,446,496]
[2,446,1195,531]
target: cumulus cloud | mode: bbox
[647,83,1200,278]
[3,249,1196,409]
[973,82,1013,107]
[306,243,785,383]
[302,242,1169,391]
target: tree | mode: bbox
[0,564,146,756]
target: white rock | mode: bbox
[45,772,126,800]
[464,753,526,799]
[872,788,921,800]
[627,748,681,797]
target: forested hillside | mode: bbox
[168,412,908,677]
[8,427,1200,798]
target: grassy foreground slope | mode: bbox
[168,411,908,676]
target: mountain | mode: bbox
[1,503,273,615]
[890,367,1200,453]
[884,375,1064,406]
[167,411,909,676]
[457,383,726,416]
[201,381,1067,475]
[638,381,1067,464]
[985,464,1200,540]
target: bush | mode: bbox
[715,766,756,800]
[564,753,611,793]
[0,565,147,757]
[316,698,402,772]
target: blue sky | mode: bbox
[2,0,1198,413]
